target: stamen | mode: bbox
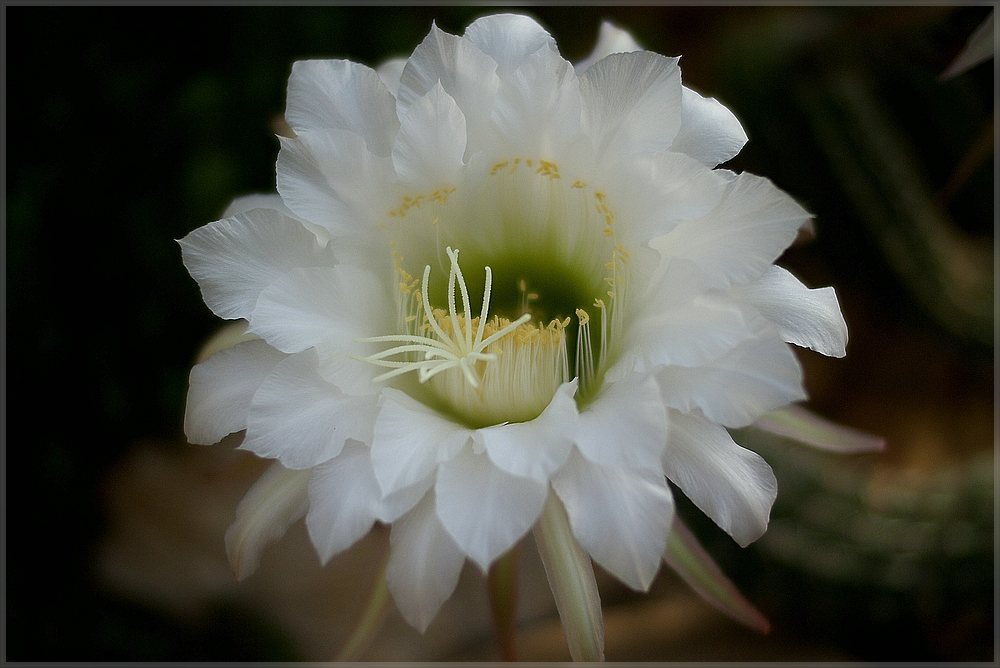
[354,249,530,389]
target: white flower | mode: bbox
[180,14,849,639]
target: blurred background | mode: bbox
[6,5,994,661]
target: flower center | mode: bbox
[365,156,630,426]
[356,247,572,426]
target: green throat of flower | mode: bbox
[357,157,628,428]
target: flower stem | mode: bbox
[532,489,605,662]
[335,546,391,661]
[487,544,521,661]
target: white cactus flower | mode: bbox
[180,14,850,644]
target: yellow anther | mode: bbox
[576,308,590,325]
[571,180,587,189]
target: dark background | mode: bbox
[6,6,994,661]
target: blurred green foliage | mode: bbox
[6,6,992,661]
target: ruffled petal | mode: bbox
[649,172,812,291]
[662,410,777,547]
[575,374,668,473]
[392,83,467,192]
[386,491,466,632]
[375,57,407,97]
[579,51,682,161]
[491,43,581,157]
[552,449,674,591]
[731,265,848,357]
[184,339,287,445]
[241,350,379,469]
[396,23,500,157]
[656,326,806,428]
[225,461,310,581]
[249,265,392,395]
[435,447,547,571]
[285,59,399,157]
[275,129,395,241]
[478,380,578,482]
[574,21,643,73]
[669,86,748,167]
[463,13,556,76]
[371,388,471,496]
[178,208,335,321]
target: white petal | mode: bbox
[385,491,466,632]
[184,339,287,445]
[435,447,547,571]
[221,193,287,218]
[305,439,428,566]
[275,129,395,241]
[662,410,776,547]
[614,151,729,241]
[629,294,755,370]
[178,208,335,321]
[580,51,682,160]
[574,21,643,73]
[656,327,806,428]
[249,265,391,395]
[649,172,812,291]
[371,388,471,496]
[552,450,674,591]
[285,59,399,157]
[731,265,848,357]
[575,375,668,473]
[392,83,467,191]
[669,86,748,167]
[478,380,578,482]
[375,57,407,97]
[491,43,581,157]
[396,23,500,157]
[305,440,381,564]
[242,350,379,469]
[221,193,332,248]
[463,13,556,75]
[225,461,310,581]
